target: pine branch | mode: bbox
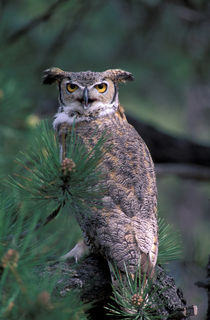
[9,120,107,225]
[106,262,164,319]
[0,192,87,319]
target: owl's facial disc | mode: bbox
[64,80,110,112]
[56,78,118,125]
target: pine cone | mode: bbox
[2,249,19,268]
[131,293,143,306]
[62,158,76,176]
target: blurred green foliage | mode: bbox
[0,0,210,318]
[1,0,210,140]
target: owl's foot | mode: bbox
[60,240,89,263]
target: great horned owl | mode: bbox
[43,67,158,276]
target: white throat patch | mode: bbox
[53,103,117,130]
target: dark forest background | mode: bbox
[0,0,210,319]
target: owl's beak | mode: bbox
[83,87,89,109]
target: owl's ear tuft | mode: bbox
[103,69,134,83]
[42,67,66,85]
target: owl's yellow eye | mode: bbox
[66,83,78,93]
[95,83,107,93]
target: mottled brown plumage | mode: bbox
[43,67,158,275]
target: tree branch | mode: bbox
[41,0,98,68]
[44,255,197,319]
[155,163,210,181]
[126,114,210,168]
[7,0,68,44]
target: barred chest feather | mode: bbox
[58,110,158,272]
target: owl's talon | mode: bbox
[60,240,89,263]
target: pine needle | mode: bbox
[158,217,183,264]
[8,120,108,224]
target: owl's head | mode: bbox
[43,67,134,128]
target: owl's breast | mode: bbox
[72,112,157,218]
[59,112,158,272]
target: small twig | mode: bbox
[45,1,86,55]
[155,163,210,181]
[168,305,198,319]
[43,203,64,226]
[7,0,68,44]
[169,3,205,24]
[0,0,7,19]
